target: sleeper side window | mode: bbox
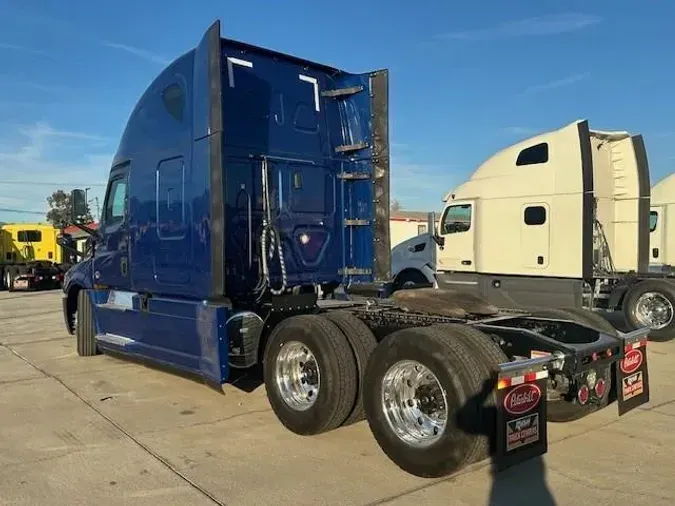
[516,143,549,166]
[440,204,472,234]
[650,211,658,232]
[162,83,185,122]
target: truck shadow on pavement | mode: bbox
[457,377,557,506]
[227,363,558,505]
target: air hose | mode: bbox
[255,156,288,297]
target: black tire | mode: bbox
[76,289,99,356]
[622,280,675,342]
[393,269,431,291]
[431,323,507,458]
[363,325,490,478]
[5,269,15,292]
[263,314,358,436]
[528,307,612,422]
[322,310,378,426]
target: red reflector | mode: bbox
[595,378,606,398]
[577,385,590,405]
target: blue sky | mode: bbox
[0,0,674,222]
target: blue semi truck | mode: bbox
[58,21,651,478]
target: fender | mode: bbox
[607,283,630,311]
[391,233,436,278]
[62,258,94,335]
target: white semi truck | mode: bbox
[649,173,675,272]
[392,119,675,341]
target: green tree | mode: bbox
[46,190,93,227]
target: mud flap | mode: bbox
[495,356,555,472]
[616,328,650,416]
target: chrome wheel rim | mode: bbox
[275,341,320,411]
[634,291,674,330]
[381,360,448,448]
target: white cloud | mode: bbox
[500,126,539,136]
[521,72,589,95]
[0,42,52,57]
[102,41,170,65]
[0,122,112,221]
[436,13,602,41]
[390,157,459,212]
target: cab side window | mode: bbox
[104,178,128,226]
[441,204,472,234]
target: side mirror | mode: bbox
[71,189,88,223]
[56,232,84,260]
[427,211,445,249]
[56,233,73,249]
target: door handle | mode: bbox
[121,257,128,276]
[461,260,472,266]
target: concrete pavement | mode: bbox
[1,290,674,505]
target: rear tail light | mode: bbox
[594,378,606,398]
[577,385,590,405]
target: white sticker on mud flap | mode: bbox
[506,413,540,452]
[622,371,644,400]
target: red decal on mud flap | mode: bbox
[495,376,548,472]
[617,342,650,416]
[503,383,541,416]
[620,349,643,375]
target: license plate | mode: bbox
[14,279,28,289]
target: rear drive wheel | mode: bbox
[623,280,675,342]
[529,308,612,422]
[76,289,99,357]
[432,323,507,458]
[263,314,358,435]
[363,326,491,478]
[322,310,378,426]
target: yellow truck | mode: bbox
[0,222,76,291]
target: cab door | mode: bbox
[436,200,476,272]
[650,207,665,264]
[93,163,130,290]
